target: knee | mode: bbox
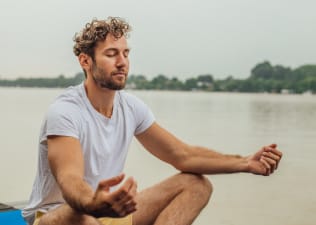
[191,174,213,201]
[178,173,213,204]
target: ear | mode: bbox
[78,53,92,71]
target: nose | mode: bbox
[116,53,128,68]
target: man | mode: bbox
[22,17,282,225]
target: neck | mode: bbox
[84,79,116,118]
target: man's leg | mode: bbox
[133,173,213,225]
[37,204,102,225]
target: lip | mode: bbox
[112,73,127,80]
[112,72,126,77]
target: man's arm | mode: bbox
[136,123,282,176]
[47,135,137,217]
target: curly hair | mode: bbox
[73,17,131,59]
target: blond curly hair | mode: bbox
[73,17,131,59]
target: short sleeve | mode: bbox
[131,96,155,135]
[40,102,81,143]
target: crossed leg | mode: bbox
[37,173,212,225]
[133,173,213,225]
[37,204,103,225]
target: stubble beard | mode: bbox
[91,64,127,90]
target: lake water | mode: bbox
[0,87,315,225]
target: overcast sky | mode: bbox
[1,0,315,80]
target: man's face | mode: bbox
[89,34,130,90]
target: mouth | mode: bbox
[112,72,127,79]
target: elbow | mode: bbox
[173,162,186,172]
[171,144,203,173]
[174,164,195,173]
[172,148,191,172]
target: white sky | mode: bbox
[0,0,315,80]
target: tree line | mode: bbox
[0,61,315,93]
[0,73,84,88]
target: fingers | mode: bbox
[89,175,137,218]
[262,151,280,170]
[264,144,282,157]
[110,177,138,217]
[98,174,125,191]
[259,157,270,176]
[249,144,283,176]
[263,144,283,170]
[256,144,282,176]
[117,177,137,203]
[261,156,277,175]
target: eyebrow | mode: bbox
[103,47,131,53]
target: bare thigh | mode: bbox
[36,204,132,225]
[37,204,102,225]
[133,173,212,225]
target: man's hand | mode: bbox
[86,174,138,218]
[247,144,283,176]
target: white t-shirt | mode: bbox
[22,83,155,224]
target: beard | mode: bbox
[91,63,127,90]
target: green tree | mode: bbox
[184,78,198,91]
[150,74,169,90]
[250,61,274,80]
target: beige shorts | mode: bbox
[33,211,132,225]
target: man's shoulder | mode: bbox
[51,84,83,107]
[47,84,85,117]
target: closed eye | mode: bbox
[105,49,117,57]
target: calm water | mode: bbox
[0,87,315,225]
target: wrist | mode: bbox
[224,154,249,173]
[79,194,114,218]
[64,191,95,215]
[238,156,250,173]
[79,195,96,215]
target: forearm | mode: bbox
[193,146,243,159]
[177,145,249,174]
[47,136,96,214]
[57,173,95,213]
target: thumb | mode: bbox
[269,143,277,148]
[98,174,125,191]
